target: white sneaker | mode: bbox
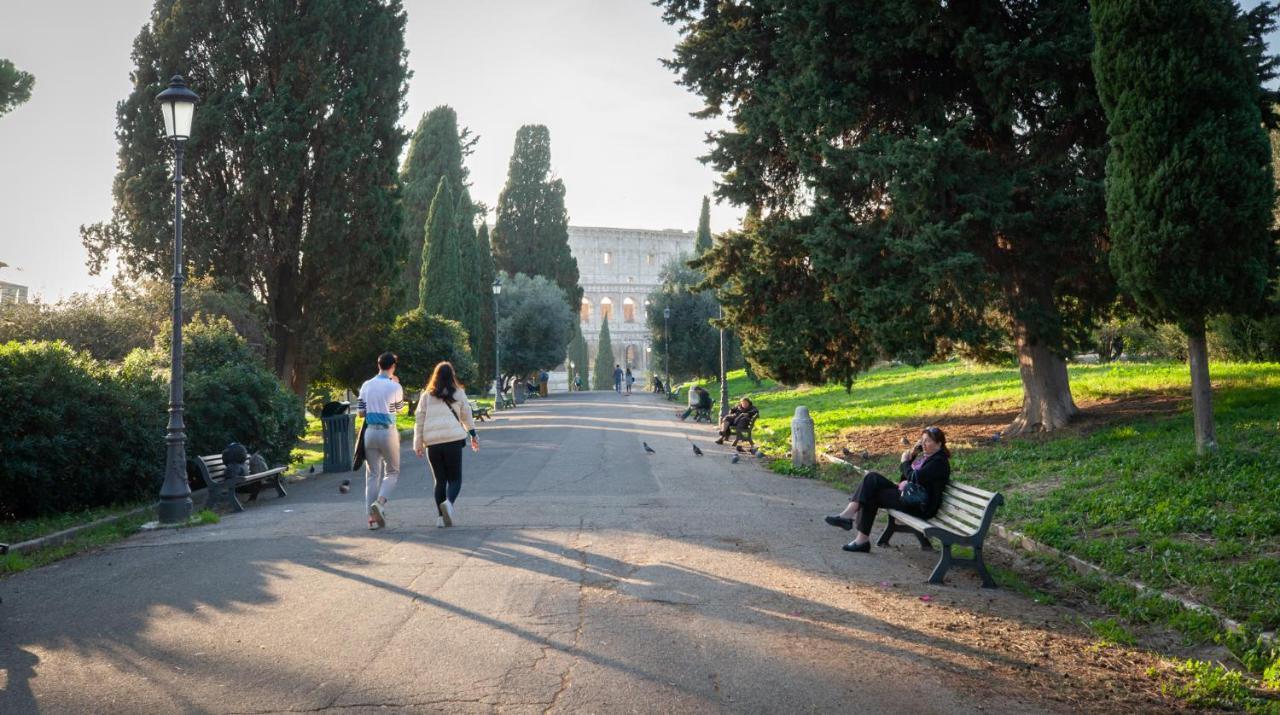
[435,516,445,528]
[440,500,454,527]
[369,501,386,528]
[445,500,457,525]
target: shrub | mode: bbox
[1209,313,1280,362]
[387,309,477,391]
[124,315,305,466]
[0,341,164,520]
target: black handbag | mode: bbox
[900,475,928,508]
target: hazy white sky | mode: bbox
[0,1,739,300]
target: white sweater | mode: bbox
[413,389,476,449]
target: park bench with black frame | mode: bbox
[667,385,684,403]
[877,481,1005,588]
[469,400,491,422]
[729,411,759,451]
[190,453,288,513]
[692,404,713,423]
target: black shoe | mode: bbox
[824,516,853,531]
[714,438,725,445]
[842,541,871,553]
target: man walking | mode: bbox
[358,352,404,530]
[613,364,623,394]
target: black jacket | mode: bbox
[696,390,713,409]
[899,451,950,518]
[726,405,759,425]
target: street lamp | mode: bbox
[567,360,575,391]
[492,278,502,409]
[663,306,671,396]
[155,75,199,525]
[718,303,728,420]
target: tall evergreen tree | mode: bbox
[399,106,474,308]
[592,318,616,391]
[0,59,35,118]
[567,324,590,388]
[455,187,482,351]
[491,125,582,311]
[694,196,712,254]
[81,0,410,397]
[659,0,1114,433]
[1092,0,1279,453]
[420,177,467,324]
[474,223,497,391]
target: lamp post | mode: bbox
[718,303,728,420]
[155,75,199,525]
[663,306,671,395]
[492,278,502,409]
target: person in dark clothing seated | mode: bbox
[680,385,713,420]
[824,426,951,553]
[715,397,758,444]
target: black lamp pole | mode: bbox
[155,76,199,525]
[663,306,671,395]
[492,278,502,410]
[719,303,728,420]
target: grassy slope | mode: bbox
[684,361,1280,630]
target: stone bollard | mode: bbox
[791,406,816,468]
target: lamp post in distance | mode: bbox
[492,278,502,409]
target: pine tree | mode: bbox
[420,177,467,324]
[491,125,582,312]
[1092,0,1279,453]
[80,0,410,396]
[694,196,712,254]
[592,318,616,391]
[474,223,497,391]
[399,106,472,308]
[455,187,482,353]
[567,324,590,389]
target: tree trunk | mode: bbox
[1186,319,1218,454]
[1005,322,1079,435]
[269,263,307,401]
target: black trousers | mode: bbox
[427,439,466,513]
[718,415,750,438]
[850,471,913,536]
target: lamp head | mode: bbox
[156,75,199,141]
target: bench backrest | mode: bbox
[933,481,1004,538]
[199,454,229,480]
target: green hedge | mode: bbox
[0,341,164,520]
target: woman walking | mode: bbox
[413,361,479,527]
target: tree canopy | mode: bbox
[495,272,573,381]
[491,125,582,312]
[646,257,741,383]
[0,59,34,118]
[592,317,616,390]
[659,0,1114,432]
[82,0,410,397]
[420,176,468,324]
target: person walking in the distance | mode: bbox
[414,361,479,528]
[613,364,624,394]
[358,352,404,530]
[625,367,634,395]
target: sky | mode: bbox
[0,1,739,301]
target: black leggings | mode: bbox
[427,439,465,513]
[849,471,916,536]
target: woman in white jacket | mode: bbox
[413,361,479,527]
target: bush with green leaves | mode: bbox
[0,341,164,520]
[386,309,477,392]
[123,315,304,466]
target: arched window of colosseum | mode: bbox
[646,253,654,265]
[602,251,612,265]
[580,298,592,323]
[600,297,614,321]
[622,297,637,323]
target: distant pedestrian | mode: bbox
[613,364,623,393]
[625,368,634,395]
[413,361,479,528]
[357,352,404,530]
[574,373,583,391]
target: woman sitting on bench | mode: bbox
[823,426,951,553]
[715,397,758,444]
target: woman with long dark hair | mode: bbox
[413,361,479,527]
[824,426,951,552]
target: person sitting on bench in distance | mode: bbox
[680,385,712,420]
[823,426,951,553]
[715,397,758,444]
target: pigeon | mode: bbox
[991,431,1003,443]
[731,454,740,464]
[859,449,871,461]
[691,443,703,456]
[339,479,351,494]
[309,466,316,474]
[643,442,656,454]
[901,436,911,446]
[841,446,854,458]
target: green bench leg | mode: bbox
[273,476,288,499]
[974,546,996,589]
[928,543,953,585]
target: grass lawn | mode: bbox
[683,361,1280,634]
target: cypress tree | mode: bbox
[399,106,472,308]
[455,187,482,352]
[1092,0,1279,453]
[420,177,467,324]
[568,325,590,388]
[694,196,712,254]
[474,223,497,391]
[491,125,583,312]
[592,318,616,391]
[80,0,410,397]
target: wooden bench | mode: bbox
[667,385,684,402]
[692,405,713,423]
[877,481,1005,588]
[190,453,288,513]
[469,400,491,422]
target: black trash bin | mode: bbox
[320,401,356,473]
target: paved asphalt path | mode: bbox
[1,392,1074,714]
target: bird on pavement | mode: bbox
[691,443,703,456]
[731,454,740,464]
[309,466,316,474]
[643,442,656,454]
[339,479,350,494]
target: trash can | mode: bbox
[320,401,355,473]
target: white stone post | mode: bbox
[791,406,816,468]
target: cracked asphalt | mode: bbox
[1,392,1076,714]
